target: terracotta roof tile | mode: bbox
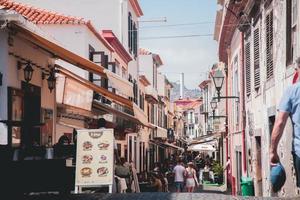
[0,0,87,24]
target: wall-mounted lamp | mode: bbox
[17,61,34,83]
[42,68,56,93]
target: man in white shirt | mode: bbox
[173,160,186,192]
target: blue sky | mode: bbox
[139,0,218,89]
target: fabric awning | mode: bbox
[188,144,216,152]
[93,101,141,126]
[13,23,106,78]
[105,70,134,98]
[57,65,133,108]
[162,142,184,151]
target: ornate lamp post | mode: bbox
[212,70,239,102]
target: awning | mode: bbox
[12,23,106,77]
[162,142,184,151]
[105,70,134,98]
[145,86,158,104]
[57,65,133,108]
[93,101,142,126]
[187,144,216,152]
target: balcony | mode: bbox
[154,126,168,139]
[145,86,158,104]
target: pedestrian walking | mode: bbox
[185,162,199,193]
[270,57,300,190]
[173,160,186,193]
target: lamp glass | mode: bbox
[23,62,34,82]
[210,99,218,110]
[212,70,224,91]
[47,73,56,92]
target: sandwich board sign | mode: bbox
[75,129,114,193]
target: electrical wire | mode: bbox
[140,34,213,40]
[140,21,215,29]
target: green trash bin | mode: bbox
[240,177,254,196]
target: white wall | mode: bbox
[0,31,9,145]
[139,55,154,86]
[157,73,165,96]
[0,30,56,145]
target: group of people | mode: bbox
[149,153,215,193]
[173,160,199,193]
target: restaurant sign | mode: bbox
[75,129,114,192]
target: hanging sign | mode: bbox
[75,129,114,192]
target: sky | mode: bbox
[139,0,218,89]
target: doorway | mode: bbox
[255,136,263,196]
[269,116,275,141]
[21,82,41,148]
[236,150,242,194]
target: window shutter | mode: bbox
[253,28,261,89]
[245,42,251,96]
[266,11,273,80]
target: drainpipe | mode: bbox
[240,32,247,174]
[226,47,235,195]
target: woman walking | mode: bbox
[185,162,199,193]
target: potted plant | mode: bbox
[212,161,224,184]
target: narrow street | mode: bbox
[15,193,300,200]
[1,0,300,199]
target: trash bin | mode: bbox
[240,177,254,196]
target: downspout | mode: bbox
[226,47,235,196]
[240,32,247,174]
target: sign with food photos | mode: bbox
[75,129,114,187]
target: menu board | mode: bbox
[75,129,114,187]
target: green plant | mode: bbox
[212,162,223,176]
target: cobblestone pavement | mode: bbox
[16,193,300,200]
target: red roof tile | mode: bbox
[0,0,86,24]
[0,0,115,52]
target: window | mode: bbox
[153,64,158,89]
[133,79,138,105]
[139,90,145,110]
[253,28,261,90]
[286,0,297,66]
[122,67,127,79]
[266,11,274,80]
[128,12,132,53]
[245,42,251,96]
[233,56,240,128]
[88,45,102,86]
[128,12,138,58]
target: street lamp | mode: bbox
[212,69,239,102]
[210,99,217,119]
[212,70,224,101]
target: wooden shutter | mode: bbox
[245,42,251,96]
[266,11,273,80]
[253,28,260,89]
